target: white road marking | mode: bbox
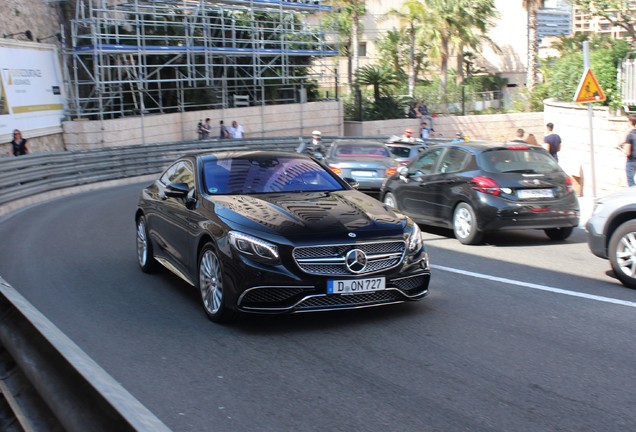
[432,264,636,308]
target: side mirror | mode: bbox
[398,166,409,178]
[343,177,359,190]
[165,182,191,198]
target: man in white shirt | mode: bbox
[229,120,245,139]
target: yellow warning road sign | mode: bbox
[574,68,606,103]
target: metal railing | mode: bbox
[0,137,309,208]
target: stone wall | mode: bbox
[544,98,629,198]
[0,0,66,46]
[345,112,545,142]
[62,101,344,150]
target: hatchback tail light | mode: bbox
[565,175,574,193]
[329,166,342,175]
[471,175,501,196]
[386,167,398,177]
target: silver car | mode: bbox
[324,140,397,192]
[587,187,636,288]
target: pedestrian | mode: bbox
[202,118,212,139]
[400,128,416,143]
[420,122,430,139]
[543,122,561,161]
[10,129,30,156]
[307,130,325,154]
[526,133,539,146]
[621,114,636,187]
[511,128,526,143]
[417,99,434,131]
[219,120,230,139]
[229,120,245,139]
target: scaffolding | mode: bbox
[66,0,338,119]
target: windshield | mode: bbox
[477,149,561,174]
[202,155,345,194]
[333,144,391,158]
[387,146,411,158]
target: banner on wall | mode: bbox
[0,41,65,137]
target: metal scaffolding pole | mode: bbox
[64,0,338,119]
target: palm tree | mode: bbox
[522,0,545,92]
[330,0,366,91]
[382,0,428,97]
[355,64,399,103]
[454,0,500,85]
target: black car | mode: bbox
[380,141,580,245]
[136,151,430,322]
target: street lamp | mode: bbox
[3,30,33,41]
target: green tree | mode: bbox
[522,0,545,92]
[329,0,367,91]
[355,64,399,103]
[546,38,630,109]
[382,0,428,97]
[570,0,636,48]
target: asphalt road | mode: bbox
[0,183,635,432]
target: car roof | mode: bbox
[429,140,545,154]
[331,139,386,146]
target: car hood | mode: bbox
[208,190,407,240]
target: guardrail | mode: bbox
[0,135,387,430]
[0,277,172,431]
[0,137,307,208]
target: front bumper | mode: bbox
[586,219,607,259]
[237,271,430,313]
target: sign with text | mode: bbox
[574,68,606,103]
[0,42,65,137]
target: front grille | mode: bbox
[293,241,405,276]
[296,290,406,310]
[391,274,429,296]
[239,287,313,308]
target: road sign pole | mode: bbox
[583,41,597,199]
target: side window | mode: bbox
[438,148,468,174]
[411,148,444,175]
[159,161,195,189]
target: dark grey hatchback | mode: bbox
[381,141,580,244]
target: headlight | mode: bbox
[228,231,280,264]
[591,202,604,216]
[406,222,423,255]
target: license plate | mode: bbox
[327,277,386,294]
[518,188,554,199]
[352,170,376,177]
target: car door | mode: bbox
[394,147,445,222]
[152,160,197,273]
[418,147,470,224]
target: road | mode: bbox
[0,182,635,432]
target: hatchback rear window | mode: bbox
[477,149,560,174]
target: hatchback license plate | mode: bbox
[352,170,376,177]
[518,188,554,199]
[327,277,386,294]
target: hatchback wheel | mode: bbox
[198,244,235,322]
[608,220,636,289]
[383,192,398,209]
[136,215,159,273]
[453,202,483,245]
[544,227,573,241]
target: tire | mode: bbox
[136,215,159,273]
[453,202,483,245]
[198,244,235,323]
[544,227,574,241]
[383,192,398,210]
[608,220,636,289]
